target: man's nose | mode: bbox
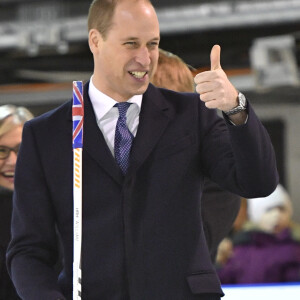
[135,47,151,66]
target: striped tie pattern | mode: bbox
[114,102,133,175]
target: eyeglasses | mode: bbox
[0,144,20,159]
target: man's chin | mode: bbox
[131,82,149,95]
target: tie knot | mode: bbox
[114,102,131,118]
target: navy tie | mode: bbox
[114,102,134,175]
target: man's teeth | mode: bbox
[130,71,147,79]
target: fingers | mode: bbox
[210,44,221,71]
[199,90,222,108]
[199,92,216,104]
[195,81,217,95]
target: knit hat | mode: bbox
[247,184,292,224]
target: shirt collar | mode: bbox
[89,76,143,121]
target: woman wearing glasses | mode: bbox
[0,105,33,300]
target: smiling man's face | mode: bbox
[89,0,160,101]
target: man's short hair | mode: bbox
[88,0,152,39]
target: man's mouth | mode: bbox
[129,71,148,79]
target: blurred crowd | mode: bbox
[216,184,300,284]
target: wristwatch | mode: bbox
[223,92,247,116]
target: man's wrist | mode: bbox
[227,110,248,126]
[223,92,247,116]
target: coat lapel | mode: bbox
[81,82,124,185]
[127,84,175,176]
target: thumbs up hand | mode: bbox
[194,45,239,112]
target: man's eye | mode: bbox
[148,42,159,48]
[124,41,136,46]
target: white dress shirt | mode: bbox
[88,76,142,156]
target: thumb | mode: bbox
[210,44,222,70]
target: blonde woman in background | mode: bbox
[0,105,33,300]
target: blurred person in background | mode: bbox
[0,105,33,300]
[215,197,248,266]
[217,184,300,284]
[151,49,241,262]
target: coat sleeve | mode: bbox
[200,100,279,198]
[201,178,241,262]
[6,121,66,300]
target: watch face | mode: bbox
[239,93,246,107]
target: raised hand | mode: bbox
[194,45,239,112]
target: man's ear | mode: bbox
[88,29,102,53]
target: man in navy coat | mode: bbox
[7,0,278,299]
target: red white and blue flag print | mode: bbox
[72,81,84,149]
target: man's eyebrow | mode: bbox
[121,37,139,41]
[121,37,160,41]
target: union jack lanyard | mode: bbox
[72,81,84,300]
